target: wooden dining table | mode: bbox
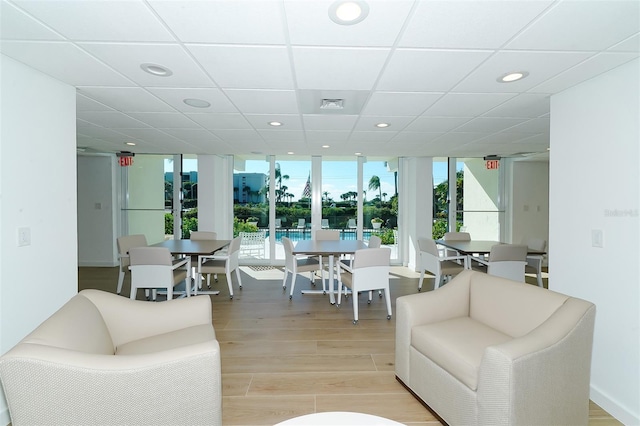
[151,239,231,295]
[435,240,546,257]
[292,239,368,304]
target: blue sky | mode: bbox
[178,158,454,200]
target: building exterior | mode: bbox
[233,173,267,204]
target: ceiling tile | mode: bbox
[126,112,202,129]
[76,111,151,128]
[377,49,493,92]
[349,131,399,143]
[0,1,64,40]
[506,0,640,51]
[161,128,223,144]
[293,47,390,90]
[424,93,517,117]
[482,93,549,118]
[77,87,175,112]
[187,45,294,89]
[405,117,471,132]
[148,0,286,44]
[1,41,135,86]
[79,43,213,87]
[185,113,251,130]
[389,132,443,144]
[306,130,350,143]
[76,93,114,112]
[13,0,174,42]
[146,88,238,113]
[303,115,358,131]
[400,0,553,49]
[245,114,303,130]
[608,33,640,52]
[224,89,299,114]
[362,92,443,116]
[354,116,415,131]
[285,0,414,47]
[257,129,305,142]
[453,117,528,133]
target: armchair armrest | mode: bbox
[477,299,596,425]
[79,290,212,347]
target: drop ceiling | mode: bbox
[1,0,638,160]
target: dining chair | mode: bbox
[297,218,306,229]
[443,231,471,258]
[190,230,220,288]
[128,246,191,301]
[471,244,528,282]
[281,237,322,299]
[315,229,340,292]
[417,238,467,291]
[198,236,242,299]
[321,218,329,229]
[347,218,357,229]
[336,247,392,324]
[275,218,282,228]
[116,234,148,295]
[523,237,546,287]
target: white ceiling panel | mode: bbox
[349,131,399,143]
[529,52,639,94]
[126,112,201,129]
[160,128,223,144]
[13,0,174,42]
[77,87,175,112]
[377,49,493,92]
[454,51,594,93]
[293,47,390,90]
[223,89,299,114]
[482,93,549,118]
[306,130,351,143]
[400,0,553,49]
[424,93,517,117]
[76,93,114,112]
[76,111,151,129]
[354,116,415,131]
[185,113,251,130]
[303,115,358,131]
[454,117,528,133]
[210,129,263,143]
[390,132,443,144]
[500,117,550,134]
[0,1,64,40]
[258,129,306,142]
[187,45,294,89]
[245,114,303,130]
[148,0,286,44]
[1,41,135,86]
[146,88,238,113]
[404,117,472,132]
[362,92,443,116]
[506,0,640,51]
[79,43,213,87]
[608,33,640,52]
[285,0,414,47]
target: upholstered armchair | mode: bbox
[0,289,221,426]
[396,270,595,426]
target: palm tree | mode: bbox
[323,191,329,203]
[368,175,382,207]
[382,192,388,202]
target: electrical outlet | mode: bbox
[591,229,604,248]
[18,227,31,247]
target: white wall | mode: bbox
[463,158,501,240]
[77,154,119,266]
[550,59,639,425]
[0,56,78,424]
[509,160,550,246]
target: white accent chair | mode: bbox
[315,229,340,292]
[347,218,357,229]
[443,231,471,258]
[198,236,243,299]
[471,244,528,282]
[337,247,392,324]
[282,236,322,299]
[0,289,221,426]
[129,246,191,301]
[395,270,596,426]
[524,237,547,287]
[116,234,147,295]
[418,238,467,291]
[321,218,330,229]
[297,218,306,229]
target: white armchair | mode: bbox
[395,270,595,426]
[0,289,221,426]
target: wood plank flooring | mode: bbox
[78,265,621,426]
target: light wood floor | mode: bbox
[78,266,620,426]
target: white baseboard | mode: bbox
[591,384,639,425]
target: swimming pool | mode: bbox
[265,228,376,242]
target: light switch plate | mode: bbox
[591,229,603,248]
[18,227,31,247]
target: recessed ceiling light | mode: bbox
[269,121,283,127]
[322,145,330,148]
[329,1,369,25]
[183,98,211,108]
[125,142,136,146]
[140,63,173,77]
[375,122,390,128]
[287,151,294,155]
[355,152,362,156]
[497,71,529,83]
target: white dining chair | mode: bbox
[418,238,467,290]
[128,246,191,301]
[116,234,148,295]
[523,237,546,287]
[281,237,322,299]
[198,236,243,299]
[471,244,528,282]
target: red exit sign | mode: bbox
[119,156,134,167]
[486,160,500,170]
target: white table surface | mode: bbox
[274,411,405,426]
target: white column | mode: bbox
[311,156,322,235]
[197,155,234,239]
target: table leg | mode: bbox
[328,254,335,305]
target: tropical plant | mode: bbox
[246,216,259,222]
[368,175,382,207]
[371,217,383,223]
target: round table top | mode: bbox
[274,411,405,426]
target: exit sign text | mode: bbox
[486,160,500,170]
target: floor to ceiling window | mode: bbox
[364,159,399,262]
[321,160,357,235]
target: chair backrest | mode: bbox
[444,232,471,241]
[523,237,546,251]
[191,231,217,240]
[128,247,175,289]
[347,219,356,228]
[129,246,172,266]
[315,229,340,240]
[418,238,442,274]
[352,247,391,269]
[297,218,305,227]
[321,218,329,228]
[282,237,295,269]
[487,244,527,282]
[117,234,148,256]
[368,235,382,248]
[275,218,282,228]
[418,238,439,257]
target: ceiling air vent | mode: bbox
[320,99,344,110]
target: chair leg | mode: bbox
[352,291,359,325]
[383,288,392,320]
[418,270,425,291]
[129,285,137,300]
[226,271,234,299]
[434,273,443,290]
[235,268,242,289]
[282,270,289,290]
[117,270,125,295]
[289,272,298,299]
[537,271,543,288]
